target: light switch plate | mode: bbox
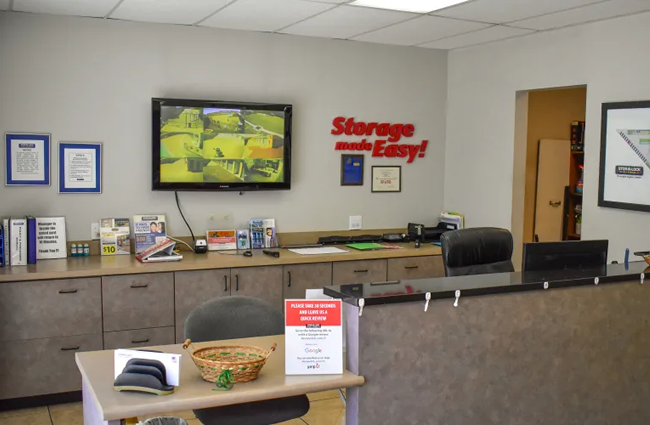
[91,223,100,240]
[349,216,362,230]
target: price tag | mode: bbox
[102,245,117,255]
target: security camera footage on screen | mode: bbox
[159,107,285,184]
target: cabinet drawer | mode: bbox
[0,334,103,399]
[0,278,101,342]
[103,273,174,332]
[283,263,333,300]
[387,256,444,281]
[174,270,231,343]
[104,327,175,350]
[332,260,387,285]
[232,266,283,311]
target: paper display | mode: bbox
[11,139,45,182]
[206,230,237,251]
[133,215,167,254]
[100,218,131,256]
[35,217,67,259]
[285,299,343,375]
[114,349,181,386]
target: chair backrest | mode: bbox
[440,227,515,277]
[184,296,284,343]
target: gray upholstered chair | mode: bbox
[184,296,310,425]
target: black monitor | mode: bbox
[522,240,608,272]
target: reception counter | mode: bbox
[325,262,650,425]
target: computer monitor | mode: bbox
[522,240,608,272]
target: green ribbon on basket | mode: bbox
[212,369,235,391]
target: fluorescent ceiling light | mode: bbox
[350,0,471,14]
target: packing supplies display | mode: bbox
[250,219,277,249]
[133,214,167,254]
[237,229,251,250]
[100,218,131,256]
[26,216,37,264]
[10,218,27,265]
[136,237,182,263]
[206,230,237,251]
[36,217,67,259]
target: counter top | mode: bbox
[323,261,650,306]
[0,243,441,283]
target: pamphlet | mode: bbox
[133,214,166,254]
[35,217,67,260]
[250,218,277,249]
[136,237,182,263]
[100,218,131,256]
[237,229,250,250]
[206,230,237,251]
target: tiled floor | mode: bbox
[0,390,345,425]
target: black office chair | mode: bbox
[185,296,310,425]
[440,227,515,277]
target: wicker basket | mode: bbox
[182,339,276,383]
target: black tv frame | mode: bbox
[152,98,292,192]
[522,239,609,272]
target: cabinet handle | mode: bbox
[131,338,149,344]
[287,271,292,287]
[131,284,148,289]
[223,275,228,292]
[235,275,239,291]
[61,346,80,351]
[58,289,78,294]
[404,266,419,270]
[354,269,368,273]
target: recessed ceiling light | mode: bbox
[350,0,471,14]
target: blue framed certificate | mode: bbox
[341,154,364,186]
[58,142,102,193]
[5,133,51,186]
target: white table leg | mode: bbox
[83,378,120,425]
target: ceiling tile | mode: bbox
[0,0,10,11]
[511,0,650,30]
[353,15,490,46]
[201,0,335,32]
[110,0,231,25]
[281,5,413,39]
[420,25,534,49]
[13,0,120,17]
[434,0,605,24]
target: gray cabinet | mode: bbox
[174,269,231,342]
[0,278,101,342]
[387,256,444,281]
[103,273,174,332]
[231,266,283,311]
[0,334,103,399]
[283,263,333,300]
[104,327,175,350]
[332,259,387,285]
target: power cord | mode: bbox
[175,191,195,243]
[167,236,194,252]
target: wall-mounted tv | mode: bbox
[152,98,292,192]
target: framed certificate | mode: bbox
[4,133,51,186]
[58,142,102,193]
[340,154,364,186]
[371,166,401,193]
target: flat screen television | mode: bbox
[152,98,292,191]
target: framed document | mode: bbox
[58,142,102,194]
[4,133,51,186]
[598,101,650,212]
[340,154,364,186]
[371,166,401,193]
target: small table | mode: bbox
[76,335,364,425]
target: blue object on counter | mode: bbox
[625,248,630,270]
[432,242,442,246]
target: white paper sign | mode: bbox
[64,148,96,189]
[10,138,45,181]
[285,299,343,375]
[114,349,182,386]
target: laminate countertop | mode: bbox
[0,243,442,283]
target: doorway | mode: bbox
[511,86,587,268]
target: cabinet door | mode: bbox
[332,259,387,286]
[174,269,231,342]
[232,266,283,311]
[104,327,175,350]
[283,263,333,300]
[387,256,444,281]
[0,278,101,342]
[103,273,174,332]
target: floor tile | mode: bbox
[0,406,48,419]
[302,398,345,425]
[49,402,83,425]
[1,411,52,425]
[308,390,341,401]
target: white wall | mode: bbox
[0,12,447,240]
[445,11,650,262]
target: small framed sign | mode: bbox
[371,165,401,193]
[58,142,102,193]
[340,154,364,186]
[5,133,51,186]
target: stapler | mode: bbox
[113,359,174,395]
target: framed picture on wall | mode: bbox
[599,101,650,212]
[340,154,364,186]
[371,166,401,193]
[4,133,51,186]
[58,142,103,194]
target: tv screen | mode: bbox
[152,98,292,191]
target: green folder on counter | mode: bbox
[346,243,390,251]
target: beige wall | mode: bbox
[522,87,586,243]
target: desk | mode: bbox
[76,335,364,424]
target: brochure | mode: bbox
[133,214,167,254]
[100,218,131,256]
[250,218,277,249]
[136,237,182,263]
[206,230,237,251]
[237,229,251,250]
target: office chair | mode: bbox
[185,296,310,425]
[440,227,515,277]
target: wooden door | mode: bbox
[534,139,570,242]
[232,266,284,311]
[283,263,333,300]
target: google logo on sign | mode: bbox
[304,348,322,354]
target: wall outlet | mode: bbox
[91,222,100,240]
[349,216,362,230]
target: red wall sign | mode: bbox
[331,117,428,163]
